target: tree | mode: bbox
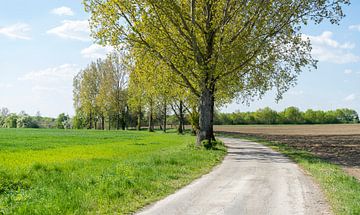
[17,113,39,128]
[56,113,70,129]
[4,114,17,128]
[128,53,160,132]
[255,107,278,124]
[108,52,129,130]
[336,108,359,123]
[0,107,9,127]
[281,107,304,124]
[72,112,87,129]
[171,100,186,134]
[128,81,144,131]
[85,0,349,145]
[74,52,129,130]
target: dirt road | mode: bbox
[137,138,330,215]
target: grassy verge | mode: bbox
[217,132,360,215]
[0,129,226,214]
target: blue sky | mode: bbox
[0,1,359,117]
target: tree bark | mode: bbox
[101,115,105,130]
[178,101,184,134]
[108,115,111,130]
[121,107,127,130]
[163,101,167,133]
[89,112,93,129]
[148,99,154,132]
[197,88,215,145]
[116,113,120,130]
[137,106,141,131]
[120,112,126,130]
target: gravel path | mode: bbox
[137,137,331,215]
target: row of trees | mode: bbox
[85,0,350,145]
[73,52,193,134]
[73,52,129,130]
[214,107,359,125]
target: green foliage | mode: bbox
[3,114,18,128]
[0,108,57,129]
[56,113,70,129]
[74,52,129,130]
[335,108,359,123]
[254,107,279,124]
[16,114,39,128]
[0,129,225,214]
[281,107,304,124]
[85,0,349,103]
[214,107,359,125]
[72,113,87,129]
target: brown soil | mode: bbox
[214,124,360,136]
[214,124,360,180]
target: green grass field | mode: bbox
[0,129,226,214]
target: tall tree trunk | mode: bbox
[116,113,120,130]
[137,106,141,131]
[101,115,105,130]
[94,117,98,130]
[197,88,215,145]
[89,112,93,129]
[163,101,167,133]
[148,99,154,132]
[121,108,126,130]
[178,101,184,134]
[108,115,111,130]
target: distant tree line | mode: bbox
[0,107,74,129]
[214,107,359,125]
[1,105,358,130]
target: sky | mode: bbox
[0,1,359,117]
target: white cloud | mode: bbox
[16,65,79,117]
[349,25,360,32]
[344,94,356,102]
[20,64,80,82]
[47,20,90,41]
[81,44,114,59]
[51,6,74,16]
[344,69,353,75]
[302,31,360,64]
[0,23,31,40]
[304,31,355,49]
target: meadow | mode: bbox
[0,129,226,214]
